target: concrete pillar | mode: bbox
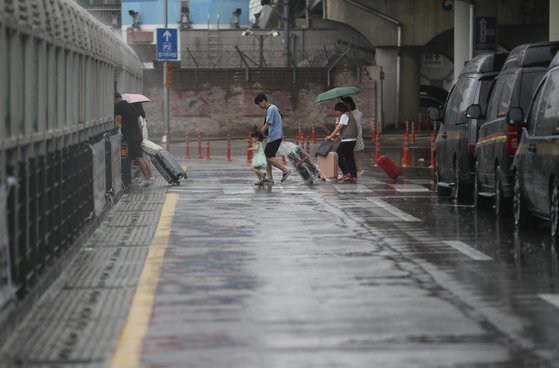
[399,47,420,127]
[376,48,398,129]
[454,0,472,82]
[551,0,559,40]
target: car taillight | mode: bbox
[506,124,520,155]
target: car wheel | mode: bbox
[474,162,489,209]
[513,172,530,229]
[551,180,559,241]
[495,165,510,217]
[434,155,450,196]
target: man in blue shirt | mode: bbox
[255,94,291,184]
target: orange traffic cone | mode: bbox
[401,132,410,168]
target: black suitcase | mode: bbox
[142,140,187,185]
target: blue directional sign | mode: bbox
[475,16,496,51]
[156,28,179,60]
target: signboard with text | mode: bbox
[156,28,179,61]
[475,16,497,51]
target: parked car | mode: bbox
[508,53,559,241]
[428,52,508,201]
[469,41,559,215]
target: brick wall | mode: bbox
[142,66,377,140]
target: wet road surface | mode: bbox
[134,142,559,368]
[1,140,559,368]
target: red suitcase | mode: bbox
[376,155,402,179]
[317,152,339,181]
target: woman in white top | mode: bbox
[342,96,364,176]
[326,102,358,183]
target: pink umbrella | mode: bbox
[122,93,151,103]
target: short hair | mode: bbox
[114,91,122,98]
[341,96,356,110]
[334,102,349,113]
[254,94,267,104]
[251,129,264,142]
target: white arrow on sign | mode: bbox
[163,30,172,41]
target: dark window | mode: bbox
[477,78,496,117]
[486,72,517,120]
[532,69,559,136]
[527,78,545,135]
[444,77,476,125]
[519,69,545,112]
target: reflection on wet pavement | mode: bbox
[139,146,559,368]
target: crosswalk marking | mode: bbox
[390,184,430,192]
[538,294,559,309]
[334,184,372,193]
[367,198,420,222]
[443,241,493,261]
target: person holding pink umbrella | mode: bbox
[122,93,151,140]
[114,92,154,186]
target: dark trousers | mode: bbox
[336,141,357,178]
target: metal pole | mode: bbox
[283,0,290,67]
[259,35,264,68]
[163,0,170,145]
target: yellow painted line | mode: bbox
[109,193,178,368]
[477,134,507,146]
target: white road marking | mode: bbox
[334,184,372,193]
[366,198,421,222]
[373,196,432,199]
[390,184,430,192]
[410,179,434,185]
[442,240,493,261]
[360,178,385,185]
[538,294,559,309]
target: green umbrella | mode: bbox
[314,86,362,103]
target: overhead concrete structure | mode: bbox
[551,0,559,40]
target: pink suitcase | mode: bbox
[317,152,339,180]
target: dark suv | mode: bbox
[428,52,508,201]
[469,41,559,216]
[508,53,559,241]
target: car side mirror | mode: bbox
[466,104,482,119]
[428,106,442,122]
[507,107,524,126]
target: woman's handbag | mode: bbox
[315,140,339,157]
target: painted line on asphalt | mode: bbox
[390,184,430,192]
[334,184,372,193]
[538,294,559,309]
[442,240,493,261]
[373,195,432,199]
[110,193,178,368]
[367,198,421,222]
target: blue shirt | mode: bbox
[266,104,283,141]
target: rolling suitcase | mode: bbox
[317,152,338,181]
[376,155,402,179]
[142,140,188,185]
[281,142,320,184]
